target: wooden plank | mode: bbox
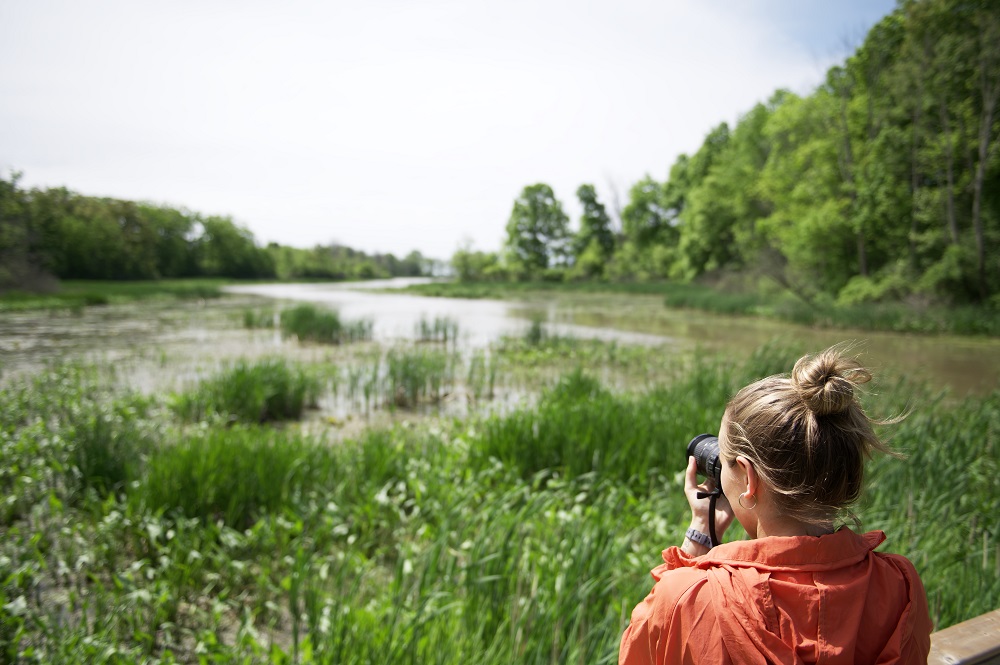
[929,609,1000,665]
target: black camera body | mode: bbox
[687,433,723,492]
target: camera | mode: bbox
[687,433,723,491]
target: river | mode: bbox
[2,279,997,396]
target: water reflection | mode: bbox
[223,282,672,347]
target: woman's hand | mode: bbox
[681,456,736,555]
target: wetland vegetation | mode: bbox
[2,1,998,659]
[392,279,1000,337]
[1,291,997,663]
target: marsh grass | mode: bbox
[171,358,322,423]
[243,308,276,329]
[280,304,374,345]
[466,349,499,401]
[415,315,459,346]
[391,280,1000,336]
[385,348,455,408]
[1,347,997,663]
[341,347,460,410]
[0,279,226,312]
[136,426,335,529]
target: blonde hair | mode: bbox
[721,345,895,526]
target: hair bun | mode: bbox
[791,348,870,416]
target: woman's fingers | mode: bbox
[685,455,698,491]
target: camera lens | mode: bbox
[687,433,722,488]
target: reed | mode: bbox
[171,357,322,423]
[2,346,997,663]
[385,347,455,408]
[242,307,276,329]
[415,315,460,346]
[280,304,373,344]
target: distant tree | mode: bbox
[503,183,570,275]
[573,184,614,266]
[0,171,37,289]
[452,242,501,281]
[197,216,275,278]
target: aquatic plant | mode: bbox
[280,304,373,344]
[415,315,459,345]
[171,357,322,423]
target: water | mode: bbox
[2,279,997,397]
[226,281,1000,396]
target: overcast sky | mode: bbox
[1,0,896,260]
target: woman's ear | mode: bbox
[735,455,758,497]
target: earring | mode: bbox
[738,492,757,510]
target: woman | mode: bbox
[619,346,932,664]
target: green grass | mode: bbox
[391,280,1000,337]
[171,358,323,423]
[342,347,458,410]
[280,304,374,344]
[415,315,460,345]
[0,278,228,312]
[243,307,276,329]
[1,346,997,662]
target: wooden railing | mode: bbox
[928,609,1000,665]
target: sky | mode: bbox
[1,0,897,261]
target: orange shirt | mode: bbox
[619,529,932,665]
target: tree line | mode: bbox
[476,0,999,305]
[0,173,430,290]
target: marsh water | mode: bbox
[2,278,998,397]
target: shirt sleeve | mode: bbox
[619,565,709,665]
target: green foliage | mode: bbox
[268,244,429,281]
[572,184,615,274]
[136,426,332,529]
[280,304,373,344]
[450,245,502,282]
[243,307,276,329]
[621,175,677,253]
[196,216,276,279]
[0,279,226,312]
[0,173,429,293]
[1,346,998,661]
[504,183,571,276]
[172,358,322,423]
[385,347,455,408]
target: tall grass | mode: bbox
[136,426,335,529]
[385,348,455,408]
[342,347,459,410]
[415,315,459,346]
[280,304,374,344]
[1,347,997,662]
[171,358,322,422]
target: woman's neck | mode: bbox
[755,517,834,539]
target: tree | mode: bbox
[197,216,275,278]
[621,176,672,250]
[452,242,501,281]
[503,183,570,275]
[572,184,614,270]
